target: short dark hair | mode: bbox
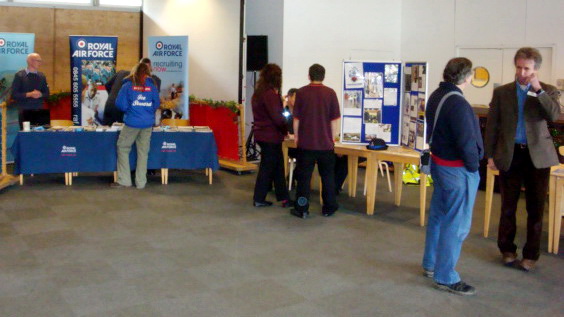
[443,57,473,85]
[287,88,298,96]
[514,47,542,69]
[140,57,152,65]
[309,64,325,81]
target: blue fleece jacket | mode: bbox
[426,82,484,172]
[116,77,160,128]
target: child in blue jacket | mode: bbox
[112,62,160,189]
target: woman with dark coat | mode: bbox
[251,64,291,207]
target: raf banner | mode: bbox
[148,36,189,120]
[0,33,35,166]
[69,36,117,126]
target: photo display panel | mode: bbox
[401,62,429,151]
[341,61,402,145]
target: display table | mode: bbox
[484,165,564,253]
[283,140,427,226]
[11,131,219,185]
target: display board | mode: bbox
[341,60,402,145]
[401,62,429,151]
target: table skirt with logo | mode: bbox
[11,131,219,175]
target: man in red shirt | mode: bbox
[291,64,341,218]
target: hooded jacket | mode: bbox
[116,77,160,128]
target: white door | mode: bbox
[458,48,503,106]
[458,47,553,106]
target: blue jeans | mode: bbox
[422,161,479,285]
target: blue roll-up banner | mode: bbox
[148,36,189,119]
[69,36,117,126]
[0,33,35,167]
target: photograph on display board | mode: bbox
[342,117,362,142]
[411,65,419,91]
[404,67,412,92]
[343,90,363,116]
[385,64,399,83]
[383,87,398,106]
[345,62,364,89]
[418,92,426,120]
[363,99,382,124]
[363,109,382,124]
[364,72,383,98]
[366,123,392,142]
[401,115,410,145]
[410,93,418,119]
[418,64,426,91]
[408,121,416,148]
[403,93,410,115]
[416,120,425,149]
[82,60,115,86]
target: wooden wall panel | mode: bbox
[0,6,140,92]
[54,9,140,92]
[0,7,55,88]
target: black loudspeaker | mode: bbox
[247,35,268,71]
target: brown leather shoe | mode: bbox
[518,259,536,272]
[501,252,518,266]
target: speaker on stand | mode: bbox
[245,36,268,162]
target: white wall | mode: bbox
[402,0,564,95]
[143,0,241,101]
[245,0,284,138]
[282,0,402,98]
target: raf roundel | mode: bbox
[156,41,164,50]
[0,38,5,47]
[77,39,86,48]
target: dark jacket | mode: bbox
[485,81,561,171]
[116,77,160,129]
[103,70,130,125]
[252,89,287,143]
[11,69,50,111]
[426,82,483,172]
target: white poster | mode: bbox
[343,117,362,142]
[344,62,364,88]
[365,123,392,142]
[343,90,362,116]
[383,88,398,106]
[364,72,383,98]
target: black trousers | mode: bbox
[294,149,339,213]
[334,155,348,194]
[253,141,289,202]
[498,145,550,260]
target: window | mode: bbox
[99,0,142,6]
[13,0,91,4]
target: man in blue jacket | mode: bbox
[112,62,160,189]
[422,58,483,296]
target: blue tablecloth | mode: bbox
[11,131,219,174]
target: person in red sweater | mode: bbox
[291,64,341,218]
[251,64,291,207]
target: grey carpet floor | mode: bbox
[0,169,562,317]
